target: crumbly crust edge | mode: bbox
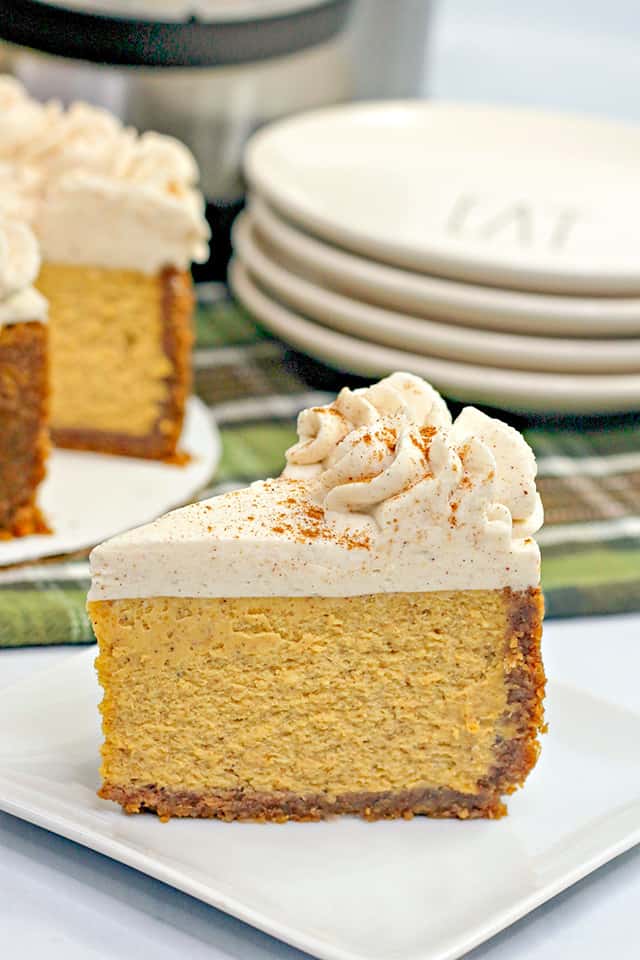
[99,781,509,822]
[0,321,51,538]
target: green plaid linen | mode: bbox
[1,284,639,647]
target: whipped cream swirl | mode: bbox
[0,216,47,325]
[0,76,209,271]
[0,76,62,163]
[0,217,39,298]
[284,371,543,542]
[285,372,451,476]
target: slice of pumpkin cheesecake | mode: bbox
[88,372,545,822]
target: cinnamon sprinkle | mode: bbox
[266,479,370,550]
[378,425,398,453]
[312,406,345,418]
[410,425,437,459]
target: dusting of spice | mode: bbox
[89,373,543,602]
[267,479,370,550]
[378,425,398,454]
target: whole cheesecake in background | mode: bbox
[0,76,209,459]
[0,217,50,537]
[89,372,545,821]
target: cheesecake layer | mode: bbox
[38,264,193,459]
[92,587,545,820]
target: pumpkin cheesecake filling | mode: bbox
[38,263,172,436]
[89,373,546,821]
[37,263,194,458]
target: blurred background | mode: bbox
[430,0,640,121]
[4,0,640,276]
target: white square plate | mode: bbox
[0,649,638,960]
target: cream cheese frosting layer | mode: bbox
[89,373,543,600]
[0,76,209,272]
[0,217,47,326]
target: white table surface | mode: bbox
[1,612,639,959]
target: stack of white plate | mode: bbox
[231,101,640,414]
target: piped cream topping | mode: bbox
[0,76,209,271]
[89,373,543,600]
[0,217,47,326]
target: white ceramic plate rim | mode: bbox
[0,397,221,566]
[244,101,640,294]
[0,650,638,960]
[229,259,640,414]
[233,212,640,373]
[55,0,333,22]
[249,195,640,336]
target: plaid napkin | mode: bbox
[1,284,639,648]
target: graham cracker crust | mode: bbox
[486,586,546,796]
[0,321,51,538]
[99,587,545,822]
[0,502,51,540]
[51,267,193,460]
[99,782,509,822]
